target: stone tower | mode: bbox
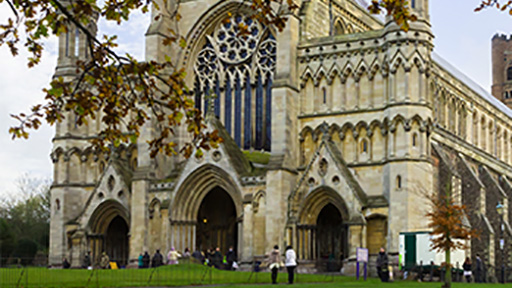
[49,6,101,266]
[491,34,512,108]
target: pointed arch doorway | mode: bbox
[196,187,238,253]
[88,200,130,267]
[296,188,349,271]
[105,216,129,266]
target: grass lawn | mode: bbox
[223,279,512,288]
[0,263,332,288]
[2,264,512,288]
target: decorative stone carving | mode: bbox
[212,150,222,162]
[318,158,328,177]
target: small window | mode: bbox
[75,27,80,57]
[412,133,418,147]
[322,87,327,104]
[411,0,415,8]
[361,139,368,153]
[507,67,512,81]
[55,199,60,211]
[396,175,402,189]
[65,32,69,57]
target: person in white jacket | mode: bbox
[285,245,297,284]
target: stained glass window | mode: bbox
[194,14,276,151]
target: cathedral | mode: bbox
[49,0,512,278]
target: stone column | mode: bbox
[242,203,253,262]
[160,208,170,253]
[129,175,149,264]
[49,187,66,266]
[265,10,299,253]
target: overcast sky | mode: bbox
[0,0,511,197]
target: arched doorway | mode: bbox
[296,187,349,271]
[316,203,346,271]
[87,200,130,268]
[104,216,129,266]
[196,187,238,253]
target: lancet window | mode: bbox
[194,14,276,151]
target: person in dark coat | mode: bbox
[376,247,389,282]
[82,251,91,269]
[142,251,150,268]
[475,254,483,283]
[463,257,472,283]
[225,246,236,270]
[212,247,223,269]
[192,249,205,264]
[152,249,164,268]
[62,257,71,269]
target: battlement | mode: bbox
[492,33,512,42]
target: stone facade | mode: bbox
[49,0,512,279]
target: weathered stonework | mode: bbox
[49,0,512,280]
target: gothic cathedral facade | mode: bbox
[50,0,512,278]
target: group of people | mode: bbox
[190,246,237,270]
[137,247,184,268]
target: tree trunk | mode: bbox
[444,244,452,288]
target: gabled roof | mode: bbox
[207,116,253,176]
[290,123,368,206]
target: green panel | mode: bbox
[405,235,416,269]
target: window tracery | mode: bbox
[194,14,276,151]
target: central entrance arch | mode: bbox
[196,187,238,253]
[171,165,243,255]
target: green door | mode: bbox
[405,235,417,269]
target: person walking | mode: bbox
[285,245,297,284]
[475,254,483,283]
[152,249,164,268]
[463,257,472,283]
[267,245,281,284]
[167,247,181,265]
[376,247,389,282]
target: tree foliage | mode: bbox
[425,182,479,288]
[426,187,478,253]
[475,0,512,15]
[0,175,51,265]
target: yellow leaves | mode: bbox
[424,188,479,254]
[367,0,417,31]
[179,37,187,49]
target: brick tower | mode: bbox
[491,34,512,108]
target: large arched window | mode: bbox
[194,14,276,151]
